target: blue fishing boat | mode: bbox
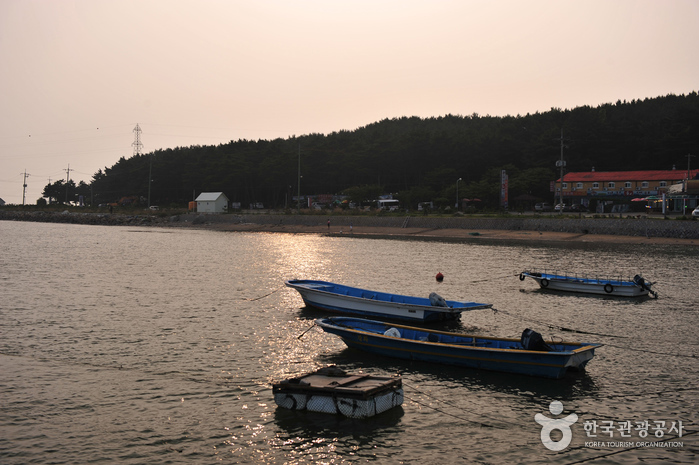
[286,279,492,322]
[519,270,657,298]
[315,317,602,379]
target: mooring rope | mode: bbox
[402,382,505,428]
[243,286,282,301]
[601,342,697,359]
[492,308,697,358]
[467,272,520,284]
[491,308,627,339]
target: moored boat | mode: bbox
[519,270,657,298]
[315,317,602,379]
[285,279,492,322]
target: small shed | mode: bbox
[195,192,229,213]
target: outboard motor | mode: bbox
[633,274,647,290]
[633,274,658,298]
[429,292,448,307]
[521,328,552,351]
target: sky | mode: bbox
[1,0,698,205]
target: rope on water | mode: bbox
[601,342,698,359]
[492,308,698,358]
[243,286,282,301]
[467,272,520,284]
[595,385,699,400]
[402,382,505,429]
[491,307,627,339]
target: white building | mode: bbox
[195,192,229,213]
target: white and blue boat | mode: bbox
[315,317,602,379]
[286,279,492,322]
[519,270,657,298]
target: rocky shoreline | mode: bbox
[2,210,698,245]
[0,210,166,227]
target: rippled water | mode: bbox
[1,220,697,464]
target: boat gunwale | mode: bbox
[272,375,403,399]
[286,279,493,310]
[315,317,602,355]
[334,339,583,369]
[520,271,647,287]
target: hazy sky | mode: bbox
[1,0,697,205]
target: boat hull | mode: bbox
[520,272,651,297]
[286,280,492,322]
[315,317,601,379]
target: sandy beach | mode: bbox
[175,221,699,246]
[2,210,697,246]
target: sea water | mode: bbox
[0,220,697,464]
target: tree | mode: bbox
[70,93,699,209]
[342,185,384,206]
[75,181,92,205]
[42,180,65,204]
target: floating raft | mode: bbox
[272,366,403,418]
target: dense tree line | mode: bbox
[47,92,699,210]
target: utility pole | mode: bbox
[21,170,30,205]
[554,129,568,213]
[133,124,151,206]
[148,154,153,207]
[687,153,695,180]
[297,143,301,213]
[64,164,73,204]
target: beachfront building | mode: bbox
[556,168,699,213]
[195,192,229,213]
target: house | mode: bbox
[195,192,229,213]
[556,168,699,212]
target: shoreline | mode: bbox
[167,221,699,246]
[2,210,698,246]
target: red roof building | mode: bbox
[556,169,699,200]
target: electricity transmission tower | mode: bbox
[132,123,143,156]
[21,170,30,205]
[133,123,153,207]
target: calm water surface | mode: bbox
[1,221,697,464]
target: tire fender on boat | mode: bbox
[604,283,614,293]
[519,273,525,281]
[540,278,549,288]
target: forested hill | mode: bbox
[79,92,699,209]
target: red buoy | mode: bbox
[435,272,444,282]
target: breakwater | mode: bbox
[3,210,698,240]
[0,210,162,226]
